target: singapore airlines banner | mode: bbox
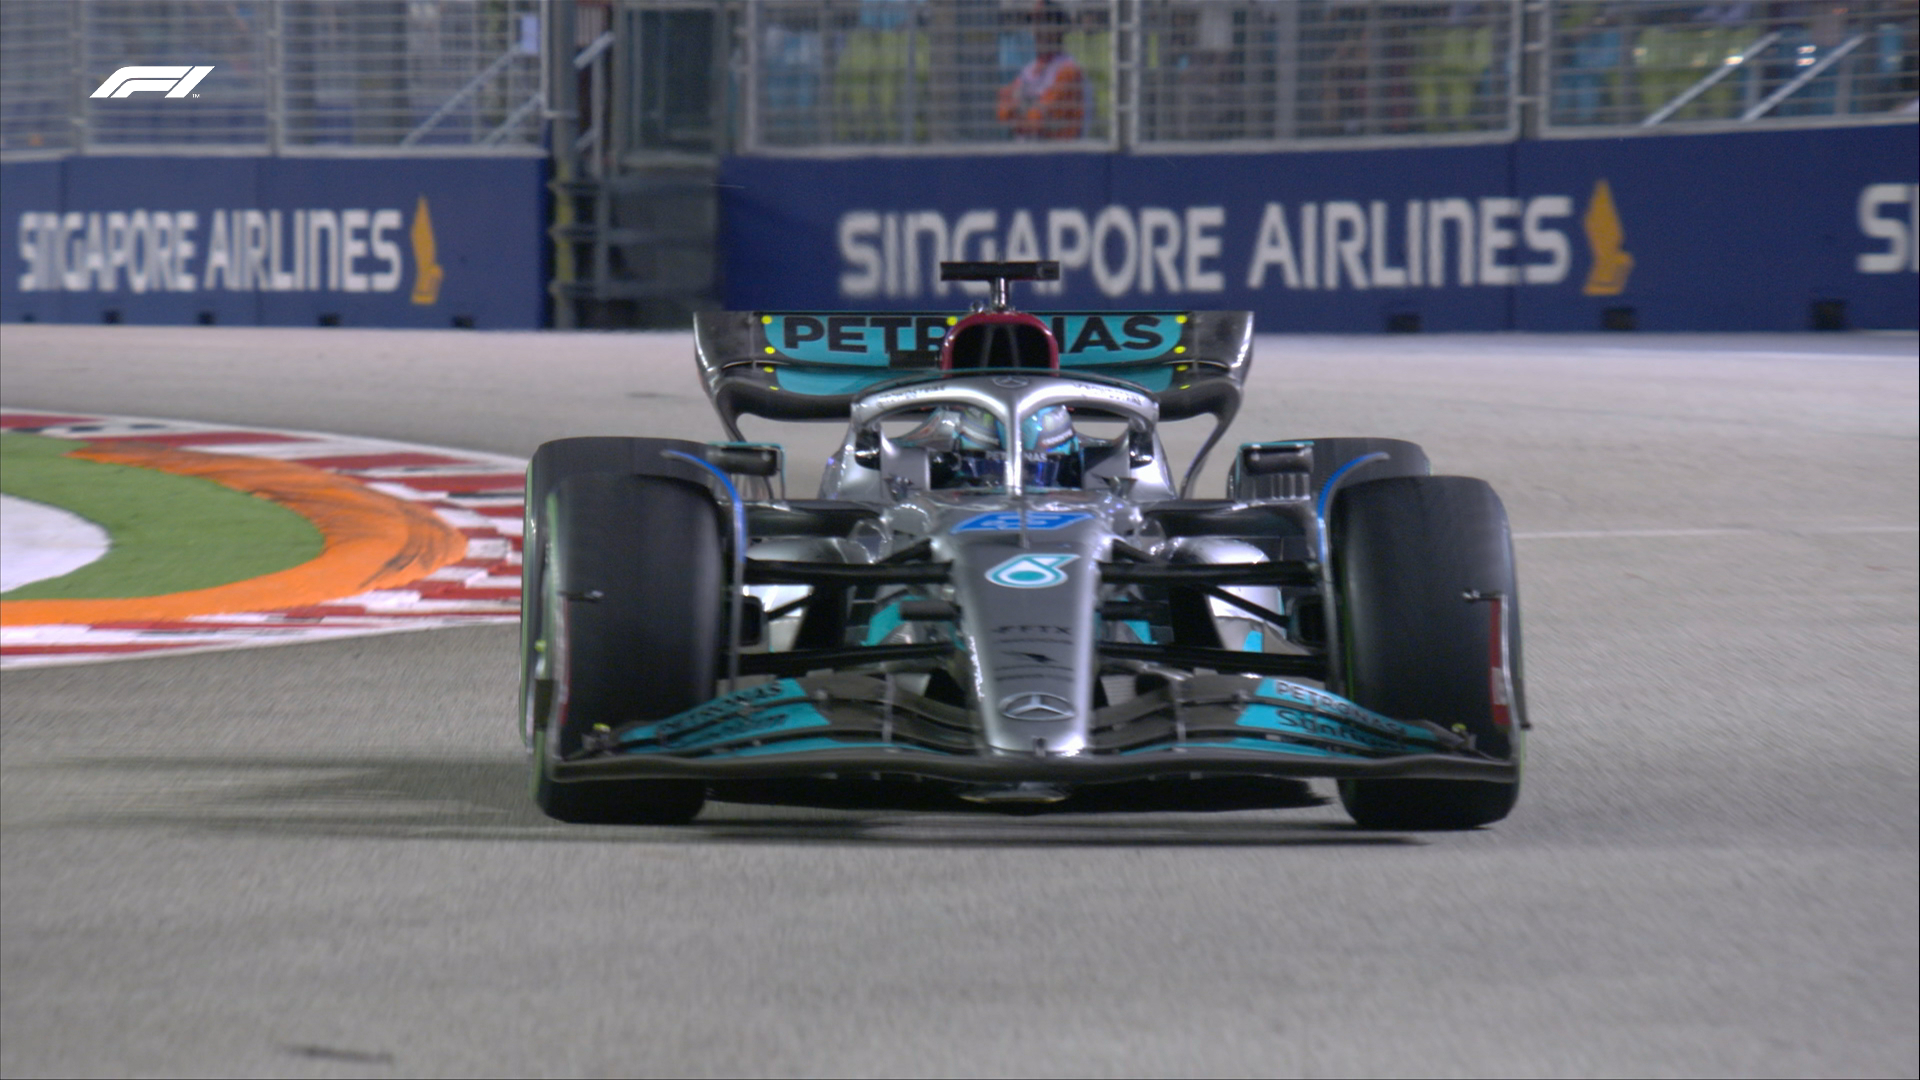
[720,125,1916,332]
[1,156,543,328]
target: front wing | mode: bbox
[549,674,1516,787]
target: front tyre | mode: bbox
[1332,476,1525,830]
[532,473,721,824]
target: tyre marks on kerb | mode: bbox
[0,411,526,668]
[0,442,467,624]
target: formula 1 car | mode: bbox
[520,261,1525,828]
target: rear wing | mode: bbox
[693,310,1253,440]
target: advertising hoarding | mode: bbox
[719,125,1917,332]
[3,156,545,328]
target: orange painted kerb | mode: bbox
[0,442,469,626]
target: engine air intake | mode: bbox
[939,312,1060,372]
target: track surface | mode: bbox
[2,326,1915,1078]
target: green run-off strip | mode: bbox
[0,432,325,600]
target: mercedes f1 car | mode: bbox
[520,261,1525,828]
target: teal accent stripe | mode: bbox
[1253,678,1442,744]
[619,678,824,751]
[777,369,894,395]
[863,600,903,646]
[1236,704,1406,755]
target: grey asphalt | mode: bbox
[2,326,1915,1078]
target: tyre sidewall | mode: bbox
[548,473,722,754]
[534,472,720,824]
[1332,475,1524,828]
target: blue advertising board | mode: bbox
[2,156,545,328]
[719,125,1917,332]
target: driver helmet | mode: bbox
[920,404,1078,488]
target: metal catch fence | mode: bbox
[735,0,1522,153]
[0,0,545,155]
[744,0,1117,150]
[731,0,1912,154]
[3,1,1915,159]
[0,0,82,154]
[1134,1,1517,145]
[1544,0,1919,131]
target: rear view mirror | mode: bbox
[1239,442,1311,476]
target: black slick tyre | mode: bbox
[531,472,721,824]
[1331,475,1525,830]
[520,438,690,744]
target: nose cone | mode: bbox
[946,523,1101,756]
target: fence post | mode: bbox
[1114,0,1135,151]
[71,0,89,153]
[1275,1,1297,141]
[267,0,284,153]
[1521,0,1549,137]
[741,0,760,152]
[547,0,579,329]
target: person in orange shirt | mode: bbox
[998,1,1087,140]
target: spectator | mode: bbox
[1554,3,1625,124]
[1418,5,1495,132]
[998,0,1087,140]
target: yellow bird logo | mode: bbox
[1582,179,1634,297]
[410,196,445,306]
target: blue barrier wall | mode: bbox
[2,156,545,328]
[720,125,1918,331]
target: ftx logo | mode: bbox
[91,66,214,99]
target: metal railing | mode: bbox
[1543,0,1919,132]
[285,1,543,149]
[0,0,79,154]
[742,0,1118,151]
[736,0,1522,154]
[6,1,1915,160]
[1135,1,1518,146]
[0,0,546,156]
[730,0,1911,154]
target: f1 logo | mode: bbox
[91,66,214,99]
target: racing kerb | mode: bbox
[0,410,525,667]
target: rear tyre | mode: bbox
[1332,476,1524,830]
[532,472,721,824]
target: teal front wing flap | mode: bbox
[618,679,828,753]
[1252,678,1449,748]
[1235,704,1422,756]
[712,737,946,759]
[1120,737,1365,759]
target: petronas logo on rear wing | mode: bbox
[693,309,1251,433]
[755,312,1193,366]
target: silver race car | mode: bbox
[520,262,1525,828]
